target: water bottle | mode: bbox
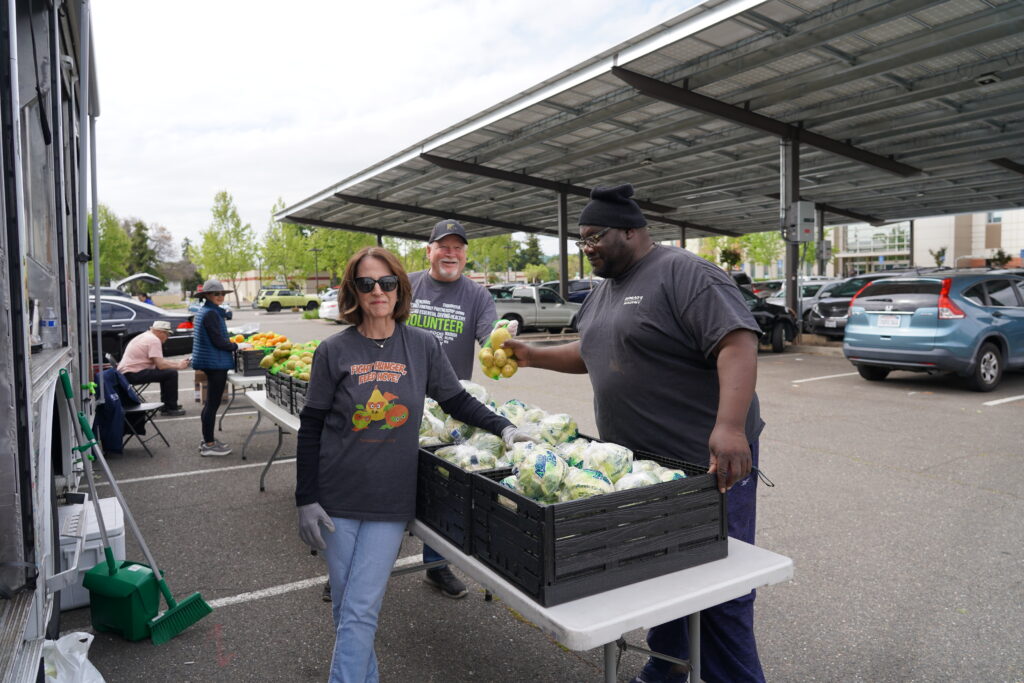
[41,307,60,349]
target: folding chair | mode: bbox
[122,402,170,457]
[107,352,151,397]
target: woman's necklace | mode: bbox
[369,336,389,349]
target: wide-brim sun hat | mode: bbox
[198,278,233,296]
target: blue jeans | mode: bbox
[422,544,445,565]
[640,441,765,683]
[323,517,406,683]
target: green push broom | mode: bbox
[60,370,212,644]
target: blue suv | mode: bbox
[843,271,1024,391]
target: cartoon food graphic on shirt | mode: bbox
[353,385,408,431]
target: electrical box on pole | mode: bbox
[783,201,816,242]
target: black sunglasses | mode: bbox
[354,276,399,293]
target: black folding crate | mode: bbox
[415,446,484,554]
[470,451,727,606]
[235,349,267,376]
[267,373,290,410]
[290,378,309,415]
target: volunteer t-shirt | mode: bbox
[117,331,163,374]
[577,245,764,466]
[407,271,496,380]
[302,324,464,521]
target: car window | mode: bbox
[1015,281,1024,306]
[539,288,561,304]
[985,279,1021,307]
[962,283,986,306]
[861,280,941,297]
[801,284,823,296]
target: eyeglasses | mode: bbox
[574,227,613,250]
[354,275,399,293]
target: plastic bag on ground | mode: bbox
[42,632,105,683]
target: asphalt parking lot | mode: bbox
[61,308,1024,682]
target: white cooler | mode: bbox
[57,497,126,611]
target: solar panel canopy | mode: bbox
[280,0,1024,245]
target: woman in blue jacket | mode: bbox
[192,279,250,456]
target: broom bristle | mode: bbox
[149,592,213,645]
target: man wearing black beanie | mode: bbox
[505,184,767,683]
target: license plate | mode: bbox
[824,320,837,328]
[877,314,901,328]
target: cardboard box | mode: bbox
[193,369,229,404]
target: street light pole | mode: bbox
[308,247,322,294]
[504,242,513,283]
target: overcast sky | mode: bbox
[90,1,695,256]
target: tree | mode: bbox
[990,248,1011,268]
[87,204,131,284]
[124,219,161,292]
[719,245,743,270]
[262,200,312,286]
[381,237,429,275]
[469,234,516,281]
[150,224,177,262]
[316,224,376,284]
[519,234,545,268]
[741,231,783,275]
[928,246,947,268]
[191,190,256,307]
[524,264,553,283]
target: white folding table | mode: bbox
[409,522,793,682]
[244,390,298,490]
[218,371,266,431]
[243,393,795,679]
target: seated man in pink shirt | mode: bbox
[117,320,189,416]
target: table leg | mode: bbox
[241,410,263,461]
[688,611,700,683]
[259,425,285,492]
[603,642,617,683]
[219,383,238,431]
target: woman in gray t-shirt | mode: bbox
[294,247,527,682]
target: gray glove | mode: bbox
[297,502,335,550]
[501,425,537,449]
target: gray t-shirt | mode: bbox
[303,324,463,521]
[577,245,764,466]
[407,271,497,380]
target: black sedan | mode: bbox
[541,279,599,303]
[89,296,193,361]
[739,287,797,353]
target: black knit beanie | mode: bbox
[578,184,647,229]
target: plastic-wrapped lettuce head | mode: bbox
[514,449,567,499]
[506,440,542,469]
[434,445,497,471]
[467,431,504,459]
[497,400,528,427]
[554,438,590,469]
[613,471,663,491]
[630,459,662,474]
[522,406,548,425]
[537,413,578,447]
[420,411,450,442]
[658,468,687,482]
[582,441,634,483]
[560,467,614,500]
[497,475,520,510]
[443,415,475,443]
[459,380,489,405]
[423,397,446,422]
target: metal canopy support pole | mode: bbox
[781,138,800,317]
[557,192,569,296]
[680,226,686,249]
[816,206,825,276]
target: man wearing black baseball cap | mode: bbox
[504,184,766,683]
[406,219,498,599]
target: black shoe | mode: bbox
[160,405,186,417]
[423,566,468,599]
[322,582,332,602]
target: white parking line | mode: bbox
[208,556,423,609]
[791,372,859,384]
[94,458,295,485]
[982,394,1024,407]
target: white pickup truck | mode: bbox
[490,285,581,333]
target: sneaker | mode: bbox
[423,566,468,599]
[160,405,186,417]
[322,582,332,603]
[199,441,232,457]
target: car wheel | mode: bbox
[268,302,281,312]
[857,365,890,381]
[306,301,319,311]
[770,324,786,353]
[967,342,1002,392]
